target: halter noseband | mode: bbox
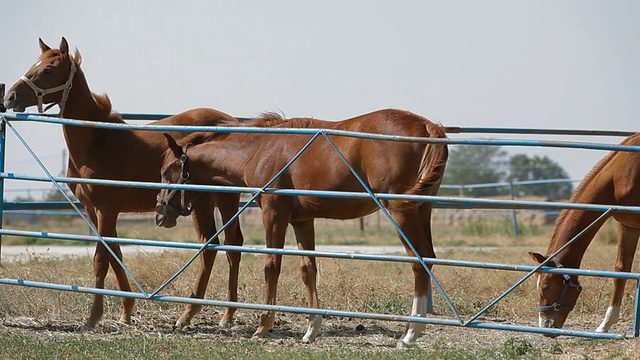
[157,144,193,217]
[539,257,583,312]
[20,61,76,114]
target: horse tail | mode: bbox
[412,122,448,196]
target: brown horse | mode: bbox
[529,133,640,333]
[4,37,246,330]
[156,110,448,346]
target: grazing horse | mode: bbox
[155,110,448,346]
[529,133,640,333]
[4,37,247,330]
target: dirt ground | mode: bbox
[1,307,639,359]
[1,223,638,359]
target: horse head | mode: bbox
[529,252,583,335]
[5,37,78,113]
[155,133,195,228]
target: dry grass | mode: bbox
[0,213,638,358]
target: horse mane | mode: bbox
[176,118,243,146]
[250,112,290,127]
[73,51,123,122]
[177,111,322,148]
[547,137,631,252]
[251,111,319,128]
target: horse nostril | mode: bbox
[6,91,16,102]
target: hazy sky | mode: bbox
[1,1,638,199]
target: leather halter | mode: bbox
[156,144,193,217]
[20,61,76,114]
[539,257,583,312]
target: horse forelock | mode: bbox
[39,47,82,65]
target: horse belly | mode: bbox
[291,196,377,221]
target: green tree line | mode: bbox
[441,145,573,200]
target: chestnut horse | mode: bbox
[156,110,448,346]
[529,133,640,333]
[4,38,246,330]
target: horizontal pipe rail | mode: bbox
[3,172,640,214]
[442,178,580,190]
[20,112,636,137]
[4,113,640,152]
[445,127,635,137]
[1,228,637,281]
[0,277,624,339]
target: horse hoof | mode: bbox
[252,331,267,339]
[219,320,233,329]
[175,319,189,329]
[301,335,316,344]
[396,340,415,349]
[79,324,94,332]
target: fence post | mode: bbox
[0,83,6,260]
[634,260,640,337]
[508,182,519,237]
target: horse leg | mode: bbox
[596,223,640,332]
[419,203,436,315]
[108,241,135,325]
[84,209,134,328]
[176,194,218,328]
[391,206,434,348]
[291,220,322,343]
[100,210,135,325]
[252,205,289,338]
[84,208,108,329]
[218,193,245,328]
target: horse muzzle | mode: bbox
[155,205,178,228]
[2,90,26,113]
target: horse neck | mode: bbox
[59,67,109,121]
[59,67,124,166]
[548,174,613,268]
[190,137,253,186]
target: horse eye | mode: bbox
[43,66,54,75]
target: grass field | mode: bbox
[1,211,639,359]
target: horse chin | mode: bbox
[3,99,25,113]
[539,313,565,337]
[155,213,177,228]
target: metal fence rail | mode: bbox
[1,111,639,340]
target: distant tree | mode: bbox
[442,145,509,196]
[13,194,35,202]
[508,154,573,200]
[44,186,75,202]
[441,145,573,200]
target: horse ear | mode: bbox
[163,133,182,157]
[59,37,69,56]
[528,252,547,264]
[39,38,51,53]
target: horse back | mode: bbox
[151,108,240,127]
